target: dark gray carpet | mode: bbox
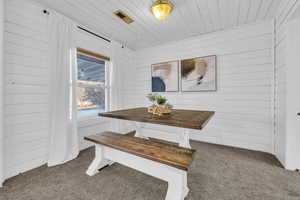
[1,141,300,200]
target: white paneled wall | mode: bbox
[274,0,299,167]
[123,22,275,153]
[4,0,49,179]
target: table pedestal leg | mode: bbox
[134,122,191,148]
[134,122,149,139]
[179,128,191,149]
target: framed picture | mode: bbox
[181,55,217,92]
[151,61,179,92]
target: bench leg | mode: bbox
[183,172,189,198]
[86,144,111,176]
[165,171,189,200]
[179,129,191,149]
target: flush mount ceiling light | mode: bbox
[151,0,173,20]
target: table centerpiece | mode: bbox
[147,93,173,116]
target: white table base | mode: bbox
[134,122,192,149]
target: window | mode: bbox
[76,49,109,119]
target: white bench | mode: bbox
[85,131,195,200]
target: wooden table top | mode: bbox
[99,107,215,130]
[85,131,195,171]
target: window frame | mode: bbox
[76,48,110,121]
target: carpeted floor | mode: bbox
[1,141,300,200]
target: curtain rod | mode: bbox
[77,26,111,43]
[42,9,111,43]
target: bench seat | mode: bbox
[84,131,196,200]
[84,131,195,171]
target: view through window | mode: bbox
[77,52,107,118]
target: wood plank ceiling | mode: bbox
[38,0,282,50]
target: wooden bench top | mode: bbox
[84,132,195,171]
[99,107,215,130]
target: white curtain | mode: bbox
[48,11,79,167]
[108,42,123,132]
[110,41,122,111]
[0,0,5,187]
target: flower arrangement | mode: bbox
[146,93,173,116]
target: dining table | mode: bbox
[98,107,215,149]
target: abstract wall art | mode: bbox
[181,55,217,92]
[151,61,179,92]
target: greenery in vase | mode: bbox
[146,93,174,110]
[156,95,167,106]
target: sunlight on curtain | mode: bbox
[108,42,125,133]
[48,10,79,167]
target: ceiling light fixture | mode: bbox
[151,0,173,20]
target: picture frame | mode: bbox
[151,60,179,92]
[180,55,217,92]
